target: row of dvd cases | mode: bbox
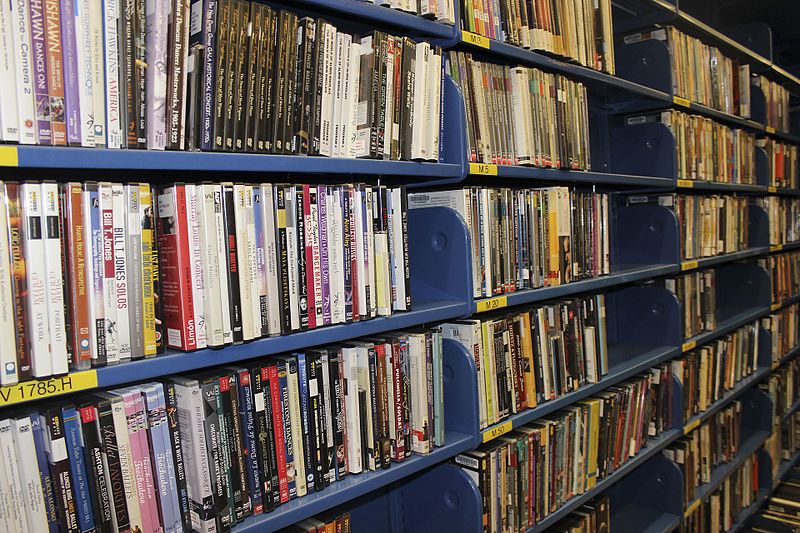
[1,0,799,532]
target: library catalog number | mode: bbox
[0,371,98,406]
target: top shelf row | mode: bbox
[300,0,800,95]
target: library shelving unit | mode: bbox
[2,0,800,532]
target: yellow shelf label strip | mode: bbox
[0,370,98,406]
[476,295,508,313]
[766,126,776,134]
[462,31,490,49]
[0,146,19,167]
[673,96,691,107]
[683,418,701,435]
[482,420,513,443]
[682,340,697,352]
[768,186,777,193]
[469,162,498,175]
[681,260,699,271]
[685,498,702,517]
[676,179,694,188]
[771,244,784,252]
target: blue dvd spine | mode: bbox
[295,353,315,492]
[234,367,263,514]
[62,405,96,533]
[31,415,59,533]
[144,383,182,533]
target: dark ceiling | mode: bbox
[681,0,800,77]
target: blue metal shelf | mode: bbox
[772,188,800,197]
[682,307,770,353]
[781,399,800,424]
[680,249,770,274]
[766,128,800,146]
[480,344,679,443]
[96,299,466,389]
[680,368,771,435]
[526,428,683,533]
[613,506,681,533]
[676,180,768,194]
[233,430,473,532]
[292,0,455,39]
[484,164,676,188]
[687,429,771,508]
[727,487,771,533]
[0,145,463,177]
[472,264,678,314]
[777,449,800,483]
[456,31,672,104]
[772,242,800,253]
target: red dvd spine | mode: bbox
[156,185,196,350]
[266,365,289,503]
[63,183,92,366]
[302,184,316,329]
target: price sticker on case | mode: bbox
[771,244,784,252]
[0,370,98,406]
[768,186,777,193]
[772,303,781,311]
[681,260,699,271]
[683,418,701,435]
[673,96,691,108]
[0,146,19,167]
[682,340,697,352]
[677,179,694,188]
[766,126,776,134]
[482,420,513,443]
[462,31,490,49]
[476,296,508,313]
[469,162,498,175]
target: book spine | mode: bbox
[31,414,60,533]
[100,184,120,363]
[342,187,353,322]
[0,419,29,533]
[222,183,243,343]
[19,183,50,378]
[166,0,188,149]
[75,0,96,146]
[59,0,82,145]
[133,0,146,147]
[214,376,236,527]
[198,0,217,150]
[0,194,16,382]
[212,186,233,344]
[42,183,69,374]
[5,184,31,379]
[139,185,160,356]
[302,185,317,330]
[186,184,207,348]
[28,0,52,144]
[318,186,331,326]
[226,373,250,520]
[275,187,291,333]
[43,409,79,533]
[297,354,316,492]
[111,185,131,362]
[329,350,347,478]
[143,385,178,533]
[145,0,169,149]
[250,367,272,513]
[102,0,122,148]
[257,366,279,508]
[11,0,35,144]
[200,379,229,531]
[62,406,96,533]
[123,185,144,359]
[296,188,308,330]
[271,364,292,501]
[232,0,248,151]
[236,368,262,515]
[13,416,51,532]
[162,381,192,533]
